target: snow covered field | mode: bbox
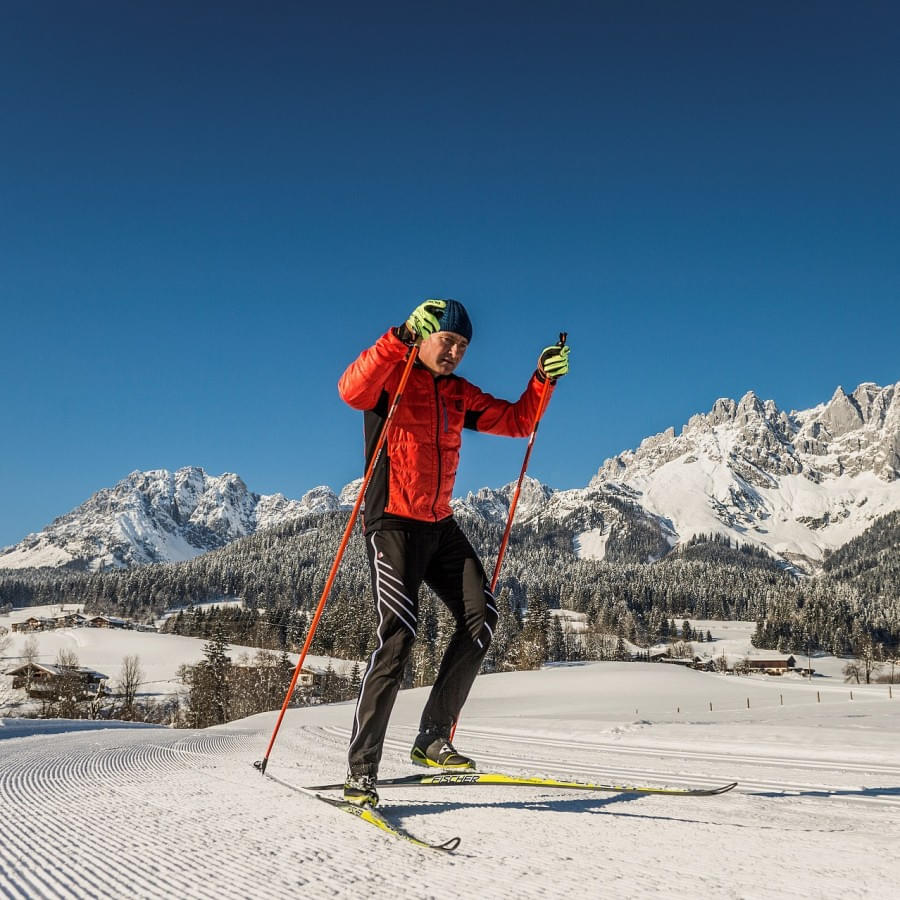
[2,657,898,899]
[0,605,356,703]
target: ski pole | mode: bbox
[255,344,420,774]
[451,332,566,742]
[490,332,566,593]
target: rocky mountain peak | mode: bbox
[735,390,765,426]
[706,397,737,427]
[820,386,864,438]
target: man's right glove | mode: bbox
[538,343,570,382]
[404,299,447,343]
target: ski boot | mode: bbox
[342,772,379,807]
[410,733,476,771]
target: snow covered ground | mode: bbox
[2,656,898,899]
[0,605,357,703]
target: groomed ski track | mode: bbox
[317,724,900,808]
[2,666,899,899]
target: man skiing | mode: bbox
[338,299,570,807]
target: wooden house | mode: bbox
[5,662,109,697]
[745,656,796,675]
[87,615,129,629]
[10,616,54,633]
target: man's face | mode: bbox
[418,330,469,376]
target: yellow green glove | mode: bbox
[405,299,447,342]
[538,343,570,382]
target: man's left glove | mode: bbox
[538,344,570,382]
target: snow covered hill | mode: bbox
[0,604,358,703]
[0,468,354,572]
[2,661,898,899]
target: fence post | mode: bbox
[850,690,853,701]
[817,691,820,703]
[709,701,713,712]
[780,694,783,706]
[746,697,750,709]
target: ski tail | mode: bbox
[316,795,460,851]
[261,770,460,852]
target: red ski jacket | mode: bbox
[338,329,550,529]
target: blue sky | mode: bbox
[2,3,899,549]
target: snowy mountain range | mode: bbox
[2,380,898,574]
[591,380,900,570]
[454,380,900,572]
[0,467,360,571]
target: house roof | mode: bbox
[5,662,109,679]
[746,658,795,667]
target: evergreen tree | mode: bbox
[549,614,566,663]
[184,623,232,727]
[348,661,362,695]
[517,596,549,670]
[484,588,521,673]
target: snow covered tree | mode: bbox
[183,624,232,726]
[516,596,550,670]
[51,648,84,719]
[484,588,521,673]
[22,637,39,694]
[549,614,566,663]
[348,661,362,695]
[116,654,143,721]
[842,661,862,684]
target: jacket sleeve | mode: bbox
[462,372,552,437]
[338,329,410,411]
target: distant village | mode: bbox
[646,649,813,677]
[9,611,157,633]
[2,608,816,681]
[3,609,154,699]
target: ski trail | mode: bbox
[3,685,899,900]
[0,725,574,900]
[0,733,265,899]
[313,723,900,808]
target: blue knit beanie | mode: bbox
[438,299,473,342]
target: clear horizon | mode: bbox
[3,4,899,548]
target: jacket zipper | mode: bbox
[431,379,442,519]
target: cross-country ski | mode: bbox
[309,771,738,797]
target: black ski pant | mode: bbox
[347,518,497,777]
